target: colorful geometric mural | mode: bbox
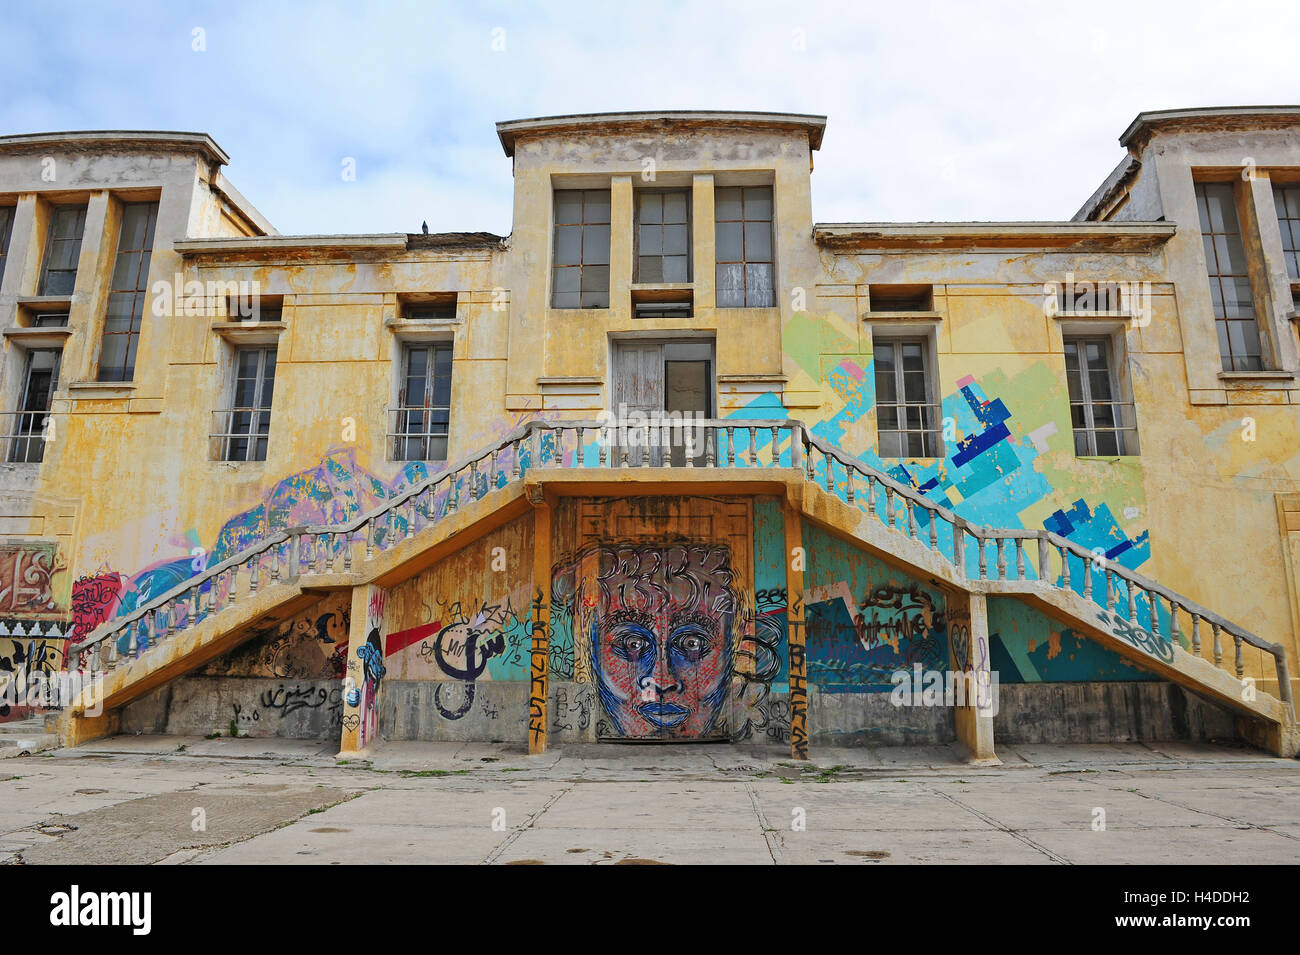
[802,523,952,692]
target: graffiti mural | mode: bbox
[200,591,350,679]
[551,541,738,739]
[987,598,1163,682]
[355,588,387,747]
[71,573,123,640]
[0,637,63,720]
[803,524,951,692]
[0,541,63,617]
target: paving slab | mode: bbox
[1029,826,1300,864]
[772,828,1056,864]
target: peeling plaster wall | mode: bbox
[5,118,1300,736]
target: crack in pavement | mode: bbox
[744,782,784,864]
[930,788,1071,864]
[480,784,574,865]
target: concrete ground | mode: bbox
[2,735,1299,864]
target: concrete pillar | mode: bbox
[339,583,387,757]
[947,590,998,764]
[528,499,552,754]
[66,190,119,383]
[609,175,632,316]
[692,174,715,310]
[784,496,808,759]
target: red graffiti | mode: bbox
[71,573,123,640]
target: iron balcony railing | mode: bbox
[210,408,271,462]
[65,417,1294,722]
[2,411,53,464]
[386,406,450,462]
[1069,398,1140,456]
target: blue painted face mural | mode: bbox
[557,542,737,739]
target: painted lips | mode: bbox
[638,701,689,728]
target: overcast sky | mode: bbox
[3,0,1297,235]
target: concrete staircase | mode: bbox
[59,418,1299,757]
[0,715,60,756]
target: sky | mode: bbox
[2,0,1298,236]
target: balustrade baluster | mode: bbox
[1212,622,1223,666]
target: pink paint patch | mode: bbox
[385,621,440,658]
[956,374,975,387]
[838,359,865,381]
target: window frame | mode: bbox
[217,345,277,463]
[1195,180,1266,372]
[551,188,611,310]
[0,205,15,285]
[38,204,87,297]
[1062,333,1140,457]
[634,188,692,284]
[8,347,61,465]
[714,185,775,308]
[871,331,942,459]
[1273,182,1300,282]
[392,340,454,462]
[97,201,159,382]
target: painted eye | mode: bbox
[671,632,710,658]
[614,634,651,658]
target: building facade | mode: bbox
[1,108,1298,759]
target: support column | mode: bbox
[784,497,808,760]
[947,589,998,764]
[339,583,388,758]
[528,492,552,754]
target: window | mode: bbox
[611,339,713,466]
[392,342,452,461]
[38,205,87,296]
[874,337,940,457]
[98,202,159,382]
[215,347,276,462]
[869,284,933,312]
[552,189,610,308]
[715,186,774,307]
[1064,336,1139,456]
[0,206,14,284]
[1274,184,1300,281]
[32,313,69,328]
[403,301,456,321]
[1195,182,1263,371]
[7,349,60,464]
[636,190,691,283]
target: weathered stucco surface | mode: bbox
[3,110,1299,752]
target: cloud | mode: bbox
[3,0,1298,234]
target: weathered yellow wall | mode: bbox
[1,117,1298,706]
